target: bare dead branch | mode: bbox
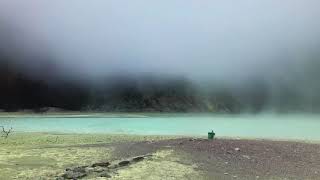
[0,126,13,139]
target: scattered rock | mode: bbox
[65,168,72,171]
[99,172,112,178]
[224,173,229,175]
[59,154,151,179]
[93,166,107,173]
[242,155,251,160]
[92,162,110,167]
[85,167,95,173]
[108,164,119,169]
[62,171,87,179]
[72,166,88,173]
[118,160,130,167]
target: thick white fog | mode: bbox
[1,0,320,84]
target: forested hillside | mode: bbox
[0,62,239,112]
[1,55,320,113]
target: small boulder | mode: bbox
[99,172,112,178]
[118,160,130,167]
[234,148,240,152]
[72,166,88,173]
[62,171,87,179]
[92,162,110,167]
[131,156,144,162]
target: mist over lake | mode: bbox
[1,0,320,113]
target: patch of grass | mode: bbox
[0,132,180,179]
[0,132,178,147]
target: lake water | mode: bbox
[1,114,320,141]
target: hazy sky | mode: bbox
[1,0,320,83]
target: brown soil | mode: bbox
[103,138,320,180]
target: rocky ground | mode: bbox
[57,154,153,179]
[58,138,320,180]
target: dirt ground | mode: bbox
[109,138,320,180]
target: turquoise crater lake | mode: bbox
[1,114,320,141]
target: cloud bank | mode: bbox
[0,0,319,83]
